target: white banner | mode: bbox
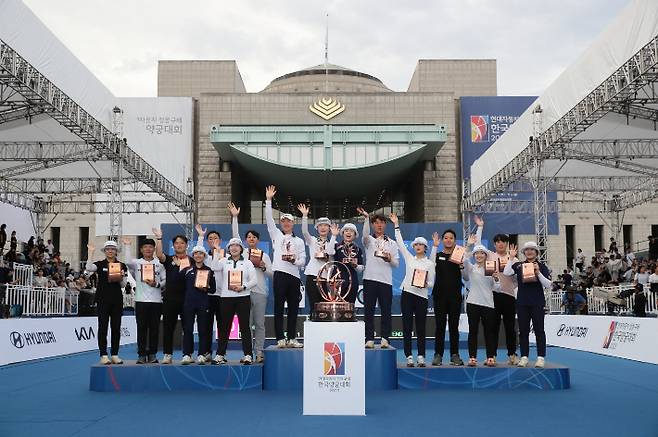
[543,315,658,365]
[303,321,365,416]
[0,316,137,366]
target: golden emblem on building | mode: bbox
[309,97,345,120]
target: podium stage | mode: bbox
[397,362,570,390]
[89,361,263,392]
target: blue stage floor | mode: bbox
[1,343,657,437]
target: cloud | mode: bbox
[23,0,631,97]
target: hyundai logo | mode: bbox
[10,331,24,349]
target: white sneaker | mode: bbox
[287,339,303,348]
[380,338,390,349]
[161,354,173,364]
[508,354,519,366]
[365,340,375,349]
[110,355,123,364]
[518,356,529,367]
[181,354,193,365]
[255,353,264,364]
[277,339,287,348]
[406,355,415,367]
[197,355,207,365]
[241,355,253,365]
[212,354,227,365]
[417,355,426,367]
[535,356,545,368]
[99,355,111,365]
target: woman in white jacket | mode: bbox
[389,213,436,368]
[462,235,500,367]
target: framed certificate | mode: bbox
[485,261,496,276]
[195,269,209,289]
[108,262,122,283]
[449,245,465,264]
[141,263,155,282]
[229,270,243,290]
[522,262,537,283]
[411,269,428,288]
[248,248,263,265]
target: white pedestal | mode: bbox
[303,320,365,416]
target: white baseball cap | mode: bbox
[280,213,295,222]
[522,241,540,252]
[341,223,359,237]
[103,240,118,250]
[473,244,488,254]
[315,217,331,228]
[192,245,207,255]
[227,238,244,249]
[412,237,428,248]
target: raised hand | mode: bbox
[87,243,95,253]
[389,212,399,226]
[265,185,277,200]
[467,234,477,246]
[297,203,309,217]
[432,232,440,247]
[151,227,162,239]
[356,207,369,219]
[210,238,221,250]
[330,223,339,236]
[121,237,131,246]
[227,202,240,217]
[509,243,518,259]
[195,224,206,238]
[474,215,484,227]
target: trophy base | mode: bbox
[311,302,356,322]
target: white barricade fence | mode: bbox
[11,263,33,287]
[546,285,657,315]
[0,315,137,365]
[5,285,79,316]
[543,314,658,365]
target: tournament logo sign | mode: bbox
[470,115,489,143]
[323,342,345,376]
[602,321,617,349]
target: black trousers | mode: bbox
[273,271,301,341]
[363,280,393,341]
[204,296,221,354]
[493,292,517,356]
[401,291,428,357]
[305,275,321,314]
[466,303,497,359]
[97,294,123,356]
[433,291,462,357]
[162,298,184,355]
[135,301,162,356]
[517,303,546,357]
[218,295,252,356]
[183,303,209,356]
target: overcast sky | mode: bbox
[23,0,631,97]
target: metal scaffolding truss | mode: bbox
[507,176,657,193]
[0,39,194,221]
[464,35,658,215]
[0,177,151,195]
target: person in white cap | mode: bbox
[181,245,216,365]
[297,203,339,313]
[357,207,400,349]
[210,237,258,364]
[333,223,364,303]
[85,240,128,365]
[195,223,224,361]
[122,237,166,364]
[473,216,520,365]
[390,213,436,368]
[504,242,552,368]
[265,185,306,348]
[229,202,273,363]
[462,235,500,367]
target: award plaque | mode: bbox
[229,270,243,290]
[195,269,210,289]
[108,262,123,283]
[449,245,465,264]
[311,261,355,322]
[374,239,388,259]
[484,260,497,276]
[411,268,428,288]
[522,262,537,283]
[142,263,155,283]
[248,248,263,265]
[342,243,358,266]
[178,256,190,271]
[498,256,509,273]
[281,240,295,263]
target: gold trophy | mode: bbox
[342,243,358,266]
[314,238,328,260]
[281,240,295,263]
[311,261,355,322]
[374,238,388,259]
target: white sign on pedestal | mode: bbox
[303,320,365,416]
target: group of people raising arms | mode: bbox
[87,185,551,369]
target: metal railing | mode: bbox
[547,284,658,315]
[4,284,79,316]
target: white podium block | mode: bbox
[303,320,365,416]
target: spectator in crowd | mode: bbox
[608,238,618,254]
[0,224,6,256]
[575,248,585,273]
[649,235,657,261]
[635,265,650,290]
[9,231,17,253]
[562,269,573,287]
[33,269,49,288]
[561,286,586,315]
[633,283,647,317]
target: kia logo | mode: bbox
[10,331,24,349]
